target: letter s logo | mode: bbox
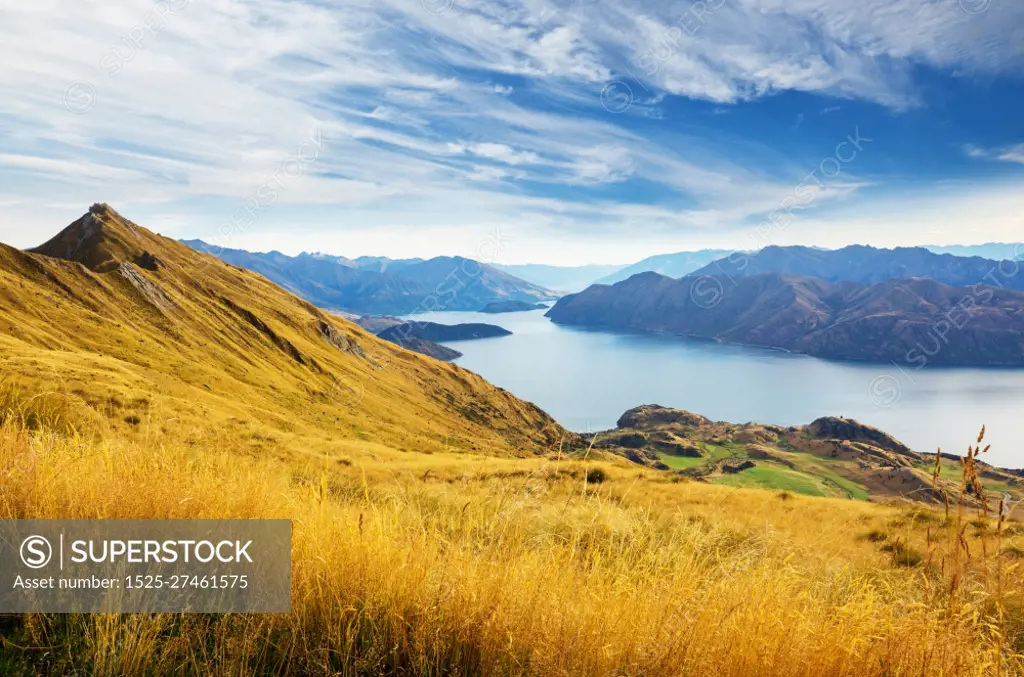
[690,276,725,309]
[20,535,53,569]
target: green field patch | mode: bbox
[658,454,706,470]
[785,455,871,501]
[712,464,829,497]
[701,441,746,460]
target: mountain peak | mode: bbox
[30,204,164,273]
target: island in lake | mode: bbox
[376,321,512,360]
[480,300,550,314]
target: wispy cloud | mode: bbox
[965,143,1024,165]
[0,0,1022,263]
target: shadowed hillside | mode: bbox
[547,271,1024,366]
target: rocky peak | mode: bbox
[29,205,148,273]
[617,405,711,430]
[807,417,913,456]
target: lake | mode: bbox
[408,309,1024,469]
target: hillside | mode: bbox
[184,240,558,315]
[546,271,1024,366]
[374,336,463,362]
[2,205,572,461]
[594,405,1022,503]
[690,244,1024,290]
[4,387,1023,675]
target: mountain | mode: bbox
[926,243,1024,261]
[494,263,628,292]
[350,255,424,273]
[546,271,1024,366]
[182,240,558,315]
[689,245,1024,290]
[595,250,735,285]
[378,322,511,343]
[3,204,571,456]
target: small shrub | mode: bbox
[881,537,923,567]
[585,468,608,484]
[861,530,888,543]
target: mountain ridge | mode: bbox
[546,271,1024,366]
[184,239,558,315]
[595,249,736,285]
[689,244,1024,290]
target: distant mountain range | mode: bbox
[689,245,1024,290]
[496,244,1024,291]
[594,250,736,286]
[492,251,733,290]
[182,241,558,315]
[494,263,627,292]
[926,243,1024,261]
[546,272,1024,366]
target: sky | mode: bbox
[1,0,1023,266]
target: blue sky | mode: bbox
[1,0,1023,265]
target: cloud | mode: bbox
[964,143,1024,164]
[0,0,1022,262]
[459,143,544,165]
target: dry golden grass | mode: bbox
[2,410,1022,676]
[2,207,1022,675]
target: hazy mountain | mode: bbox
[595,250,735,285]
[689,245,1024,290]
[183,241,558,315]
[350,255,425,273]
[925,243,1024,261]
[494,263,628,292]
[546,271,1024,366]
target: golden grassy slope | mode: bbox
[0,204,570,464]
[1,415,1022,676]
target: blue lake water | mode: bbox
[409,309,1024,469]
